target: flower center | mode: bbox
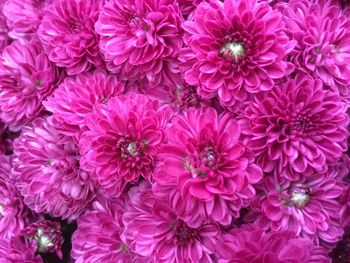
[118,138,147,160]
[0,204,5,218]
[69,21,81,33]
[220,42,245,59]
[287,184,311,209]
[119,243,129,253]
[173,220,197,244]
[36,228,54,253]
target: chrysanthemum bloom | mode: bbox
[0,154,30,238]
[79,93,171,197]
[251,174,344,246]
[154,107,262,227]
[13,117,95,221]
[216,225,331,263]
[0,237,42,263]
[244,74,349,180]
[179,0,294,109]
[21,220,63,258]
[44,71,124,139]
[123,181,220,262]
[38,0,105,75]
[0,39,58,131]
[2,0,52,40]
[276,0,350,100]
[72,196,146,263]
[95,0,183,85]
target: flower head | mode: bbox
[244,74,349,180]
[44,71,124,138]
[38,0,105,75]
[95,0,183,85]
[79,93,171,197]
[123,181,220,262]
[13,117,95,221]
[0,39,58,131]
[180,0,294,109]
[154,107,262,227]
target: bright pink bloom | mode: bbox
[244,74,349,180]
[154,107,262,227]
[250,174,344,246]
[180,0,294,109]
[0,39,58,131]
[13,117,95,221]
[216,225,331,263]
[0,155,30,238]
[38,0,105,75]
[2,0,52,40]
[0,237,42,263]
[123,181,220,262]
[79,93,171,197]
[44,71,124,139]
[95,0,183,85]
[277,0,350,101]
[72,196,147,263]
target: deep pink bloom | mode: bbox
[244,74,349,180]
[13,117,95,221]
[2,0,52,40]
[38,0,105,75]
[72,196,146,263]
[0,155,30,238]
[79,93,171,197]
[0,237,42,263]
[95,0,183,85]
[180,0,294,109]
[21,220,63,258]
[154,107,262,227]
[44,71,124,139]
[277,0,350,101]
[250,173,344,246]
[0,39,58,131]
[216,225,331,263]
[123,181,220,262]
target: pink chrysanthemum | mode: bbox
[250,174,344,246]
[0,39,58,131]
[72,196,146,263]
[180,0,294,109]
[244,74,349,180]
[38,0,105,75]
[0,155,31,238]
[2,0,52,40]
[123,181,220,262]
[95,0,183,85]
[79,93,171,197]
[154,107,262,227]
[277,0,350,101]
[0,237,42,263]
[21,220,63,257]
[44,71,124,138]
[13,117,95,221]
[216,225,331,263]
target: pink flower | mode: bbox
[2,0,52,40]
[38,0,105,75]
[123,181,220,262]
[244,74,349,180]
[44,71,124,139]
[180,0,294,109]
[13,117,95,221]
[72,196,146,263]
[250,173,344,246]
[95,0,183,85]
[277,0,350,101]
[216,225,331,263]
[0,237,42,263]
[154,107,262,227]
[0,39,58,131]
[0,155,31,238]
[79,93,171,197]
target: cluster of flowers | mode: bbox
[0,0,350,262]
